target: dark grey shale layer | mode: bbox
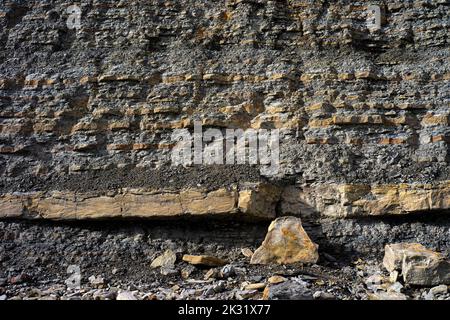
[0,0,449,236]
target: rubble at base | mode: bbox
[0,220,449,301]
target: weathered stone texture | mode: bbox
[383,243,450,286]
[0,183,280,220]
[251,216,319,265]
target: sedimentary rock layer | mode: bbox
[1,181,449,220]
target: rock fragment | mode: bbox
[182,255,227,267]
[181,265,196,279]
[424,285,448,300]
[116,290,138,301]
[219,265,235,279]
[383,243,450,286]
[251,216,319,265]
[235,290,259,300]
[150,250,177,269]
[88,275,105,288]
[429,284,448,296]
[263,280,313,300]
[204,268,219,280]
[268,276,287,284]
[241,248,254,258]
[313,291,336,300]
[244,283,266,291]
[238,183,281,219]
[368,291,408,300]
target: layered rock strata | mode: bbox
[0,0,449,240]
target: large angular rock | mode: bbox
[383,243,450,286]
[250,216,319,265]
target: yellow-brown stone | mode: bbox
[250,216,319,265]
[182,255,227,267]
[238,183,281,219]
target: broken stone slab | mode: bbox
[250,216,319,265]
[383,243,422,272]
[383,243,450,286]
[182,255,227,267]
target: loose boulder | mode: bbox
[250,216,319,265]
[383,243,450,286]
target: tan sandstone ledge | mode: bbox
[0,183,281,221]
[0,181,449,220]
[281,181,450,218]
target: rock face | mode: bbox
[0,183,279,220]
[0,1,449,250]
[251,216,319,265]
[383,243,450,286]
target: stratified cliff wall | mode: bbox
[0,1,449,229]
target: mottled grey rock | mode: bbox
[264,280,313,300]
[116,290,137,301]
